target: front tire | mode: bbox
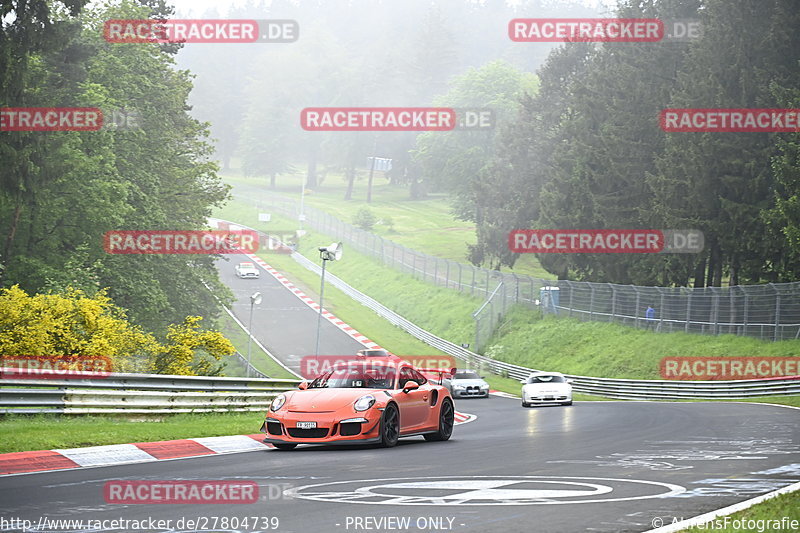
[380,403,400,448]
[273,443,297,451]
[521,401,530,408]
[424,399,454,442]
[563,400,573,406]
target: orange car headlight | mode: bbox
[354,394,376,412]
[270,394,287,412]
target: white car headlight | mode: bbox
[270,394,286,412]
[354,394,376,412]
[454,384,466,390]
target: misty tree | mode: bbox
[413,60,538,198]
[0,0,232,333]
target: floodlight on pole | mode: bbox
[314,242,343,357]
[246,291,262,377]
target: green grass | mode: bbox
[216,196,800,383]
[486,308,800,380]
[679,489,800,532]
[0,413,262,454]
[215,199,481,356]
[223,170,554,279]
[213,197,800,410]
[6,169,797,455]
[678,396,800,408]
[216,309,297,379]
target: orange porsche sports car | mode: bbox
[260,356,455,450]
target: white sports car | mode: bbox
[235,261,260,279]
[521,372,573,407]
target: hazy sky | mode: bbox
[169,0,619,17]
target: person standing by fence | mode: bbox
[645,305,656,330]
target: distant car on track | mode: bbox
[235,261,260,279]
[444,369,490,398]
[521,371,573,407]
[261,356,454,450]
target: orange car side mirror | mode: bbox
[402,381,420,393]
[298,381,309,390]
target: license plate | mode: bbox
[296,421,317,429]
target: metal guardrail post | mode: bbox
[270,252,800,401]
[744,291,750,335]
[222,195,800,340]
[610,283,617,321]
[471,268,476,296]
[773,284,781,341]
[685,292,692,333]
[711,287,720,335]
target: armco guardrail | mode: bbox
[242,192,800,341]
[0,370,301,414]
[290,250,800,400]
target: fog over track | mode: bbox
[2,260,796,533]
[0,399,798,532]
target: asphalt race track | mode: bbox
[1,399,798,533]
[1,259,797,533]
[218,256,365,374]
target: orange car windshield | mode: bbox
[310,363,397,390]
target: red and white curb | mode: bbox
[1,414,475,477]
[490,390,520,399]
[246,253,382,351]
[454,412,477,424]
[0,434,270,477]
[211,217,382,352]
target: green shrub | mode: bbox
[353,207,377,231]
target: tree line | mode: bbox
[0,0,233,370]
[184,0,799,287]
[463,0,800,286]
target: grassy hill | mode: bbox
[214,188,800,384]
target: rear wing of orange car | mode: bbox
[418,367,456,385]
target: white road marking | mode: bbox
[191,435,269,453]
[285,475,686,505]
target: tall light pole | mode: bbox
[298,171,307,231]
[314,242,343,357]
[247,291,262,377]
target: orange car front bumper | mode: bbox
[261,409,384,446]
